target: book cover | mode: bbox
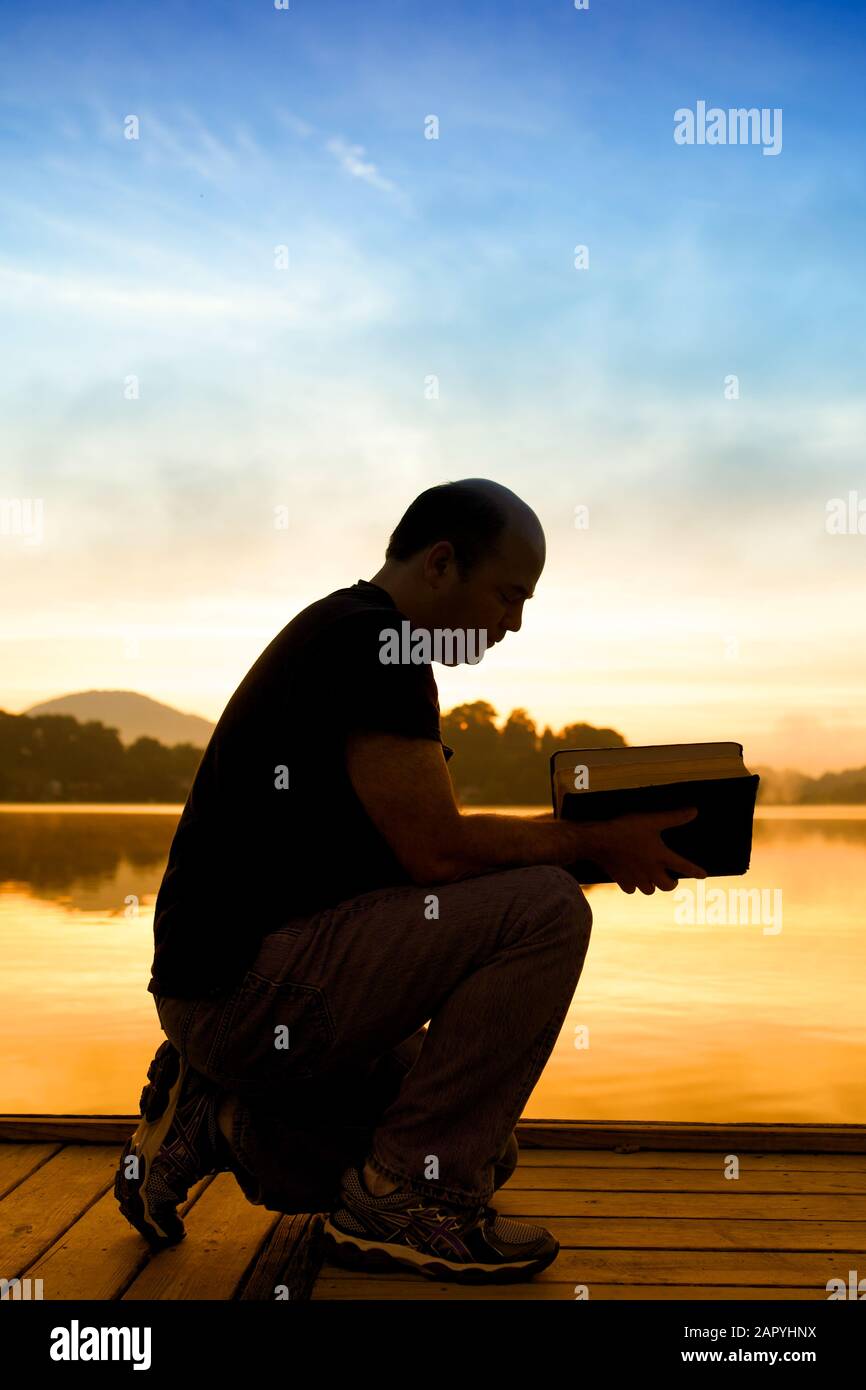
[550,744,760,882]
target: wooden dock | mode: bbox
[1,1118,864,1301]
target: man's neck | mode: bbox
[367,563,421,622]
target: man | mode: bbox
[115,478,705,1283]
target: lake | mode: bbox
[1,805,864,1122]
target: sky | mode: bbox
[1,0,864,775]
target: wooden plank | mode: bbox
[518,1122,866,1154]
[0,1118,137,1144]
[490,1218,866,1250]
[514,1149,866,1172]
[21,1177,214,1301]
[499,1167,866,1193]
[2,1116,864,1151]
[1,1138,856,1301]
[313,1276,832,1300]
[317,1249,866,1288]
[238,1213,325,1301]
[121,1173,281,1301]
[515,1249,855,1285]
[0,1146,118,1278]
[493,1190,866,1219]
[0,1143,63,1199]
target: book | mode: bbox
[550,741,760,882]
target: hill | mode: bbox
[24,691,214,749]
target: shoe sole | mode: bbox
[320,1221,559,1284]
[114,1043,188,1249]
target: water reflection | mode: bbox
[0,810,175,906]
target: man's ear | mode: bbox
[424,540,456,585]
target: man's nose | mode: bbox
[503,607,523,634]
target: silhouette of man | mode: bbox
[116,478,703,1281]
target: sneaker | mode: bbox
[114,1040,232,1249]
[321,1165,559,1283]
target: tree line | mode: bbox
[2,704,864,804]
[0,704,625,804]
[0,711,202,802]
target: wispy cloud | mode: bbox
[138,110,240,185]
[0,255,395,334]
[326,136,395,193]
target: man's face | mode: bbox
[429,524,545,660]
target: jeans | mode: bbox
[155,863,592,1213]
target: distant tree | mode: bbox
[0,712,126,800]
[441,704,629,804]
[497,709,544,802]
[121,738,203,802]
[799,768,866,804]
[440,702,500,802]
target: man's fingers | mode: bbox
[654,869,680,891]
[667,853,707,879]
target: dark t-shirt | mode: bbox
[148,580,453,999]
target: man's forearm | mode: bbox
[437,811,597,881]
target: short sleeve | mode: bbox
[315,610,444,747]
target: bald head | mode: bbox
[385,477,545,578]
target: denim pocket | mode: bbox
[204,969,336,1087]
[156,995,201,1063]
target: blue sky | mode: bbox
[1,0,865,772]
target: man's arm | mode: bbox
[345,732,707,895]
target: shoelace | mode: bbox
[361,1175,498,1230]
[469,1201,497,1229]
[390,1195,497,1231]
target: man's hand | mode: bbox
[580,807,707,894]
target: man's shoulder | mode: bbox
[231,581,411,702]
[284,581,400,646]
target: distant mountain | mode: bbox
[24,691,215,749]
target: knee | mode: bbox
[549,869,592,959]
[516,865,592,936]
[490,866,593,965]
[564,871,592,932]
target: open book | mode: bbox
[550,741,760,882]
